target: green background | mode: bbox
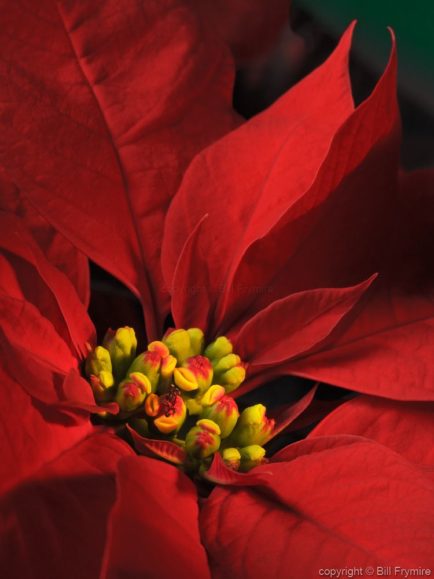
[294,0,434,112]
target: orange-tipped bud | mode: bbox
[115,372,151,413]
[173,367,199,392]
[182,355,213,394]
[153,387,186,434]
[228,404,274,447]
[185,419,221,459]
[147,341,170,358]
[144,393,160,417]
[128,339,173,392]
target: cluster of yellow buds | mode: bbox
[85,326,274,473]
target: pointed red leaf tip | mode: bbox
[268,383,318,439]
[204,452,273,487]
[162,22,356,327]
[194,0,291,61]
[100,456,211,579]
[0,0,239,340]
[165,26,430,402]
[0,217,104,413]
[127,425,187,465]
[233,274,377,368]
[0,171,90,307]
[0,433,133,579]
[201,434,434,576]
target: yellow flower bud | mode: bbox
[173,367,199,392]
[221,447,241,470]
[228,404,274,447]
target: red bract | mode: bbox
[1,1,433,577]
[162,25,434,401]
[201,399,434,576]
[0,0,290,338]
[0,0,243,338]
[91,397,434,577]
[0,212,140,579]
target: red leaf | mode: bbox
[171,215,212,331]
[267,169,434,400]
[0,363,92,495]
[0,432,133,579]
[100,456,211,579]
[201,436,434,576]
[0,292,76,377]
[0,171,90,307]
[162,23,356,334]
[195,0,290,61]
[0,212,94,358]
[234,275,377,368]
[309,395,434,468]
[127,425,187,465]
[217,31,398,333]
[0,0,239,338]
[0,293,97,411]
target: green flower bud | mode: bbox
[185,419,221,459]
[163,329,192,364]
[228,404,274,447]
[103,327,137,382]
[163,328,204,364]
[186,328,204,356]
[85,346,115,401]
[213,354,246,393]
[85,345,112,377]
[204,336,233,361]
[239,445,266,472]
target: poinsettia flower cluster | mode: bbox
[0,1,433,578]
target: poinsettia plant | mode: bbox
[0,1,433,578]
